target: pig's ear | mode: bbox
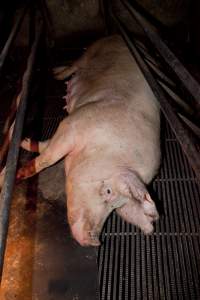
[119,169,153,203]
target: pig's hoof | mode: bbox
[21,138,39,153]
[53,64,76,80]
[52,66,66,80]
[53,66,66,75]
[21,138,31,151]
[16,160,36,180]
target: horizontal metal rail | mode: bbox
[0,21,43,281]
[121,0,200,113]
[110,9,200,181]
[0,5,28,73]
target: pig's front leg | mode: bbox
[20,138,49,153]
[16,118,75,181]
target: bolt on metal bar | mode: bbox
[0,5,28,73]
[121,0,200,113]
[0,21,43,281]
[110,10,200,181]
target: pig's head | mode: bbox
[66,166,159,247]
[66,176,128,246]
[115,169,159,234]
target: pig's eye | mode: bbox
[99,183,113,199]
[106,188,112,194]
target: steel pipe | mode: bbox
[0,21,43,281]
[0,5,28,73]
[110,10,200,181]
[100,0,112,35]
[0,93,22,171]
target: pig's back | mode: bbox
[68,35,150,111]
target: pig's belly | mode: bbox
[66,97,160,185]
[63,42,142,113]
[64,35,160,181]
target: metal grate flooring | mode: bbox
[98,122,200,300]
[1,65,200,299]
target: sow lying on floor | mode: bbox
[3,35,161,246]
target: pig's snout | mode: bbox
[117,194,159,235]
[71,222,100,247]
[143,197,159,222]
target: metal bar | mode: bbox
[133,41,200,128]
[29,2,36,50]
[0,5,28,73]
[0,21,43,281]
[100,0,112,35]
[110,9,200,181]
[37,0,55,47]
[0,93,22,170]
[121,0,200,113]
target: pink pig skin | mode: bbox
[16,35,160,246]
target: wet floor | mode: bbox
[0,180,98,300]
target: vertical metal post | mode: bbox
[0,22,43,281]
[0,6,28,73]
[29,2,36,50]
[100,0,113,35]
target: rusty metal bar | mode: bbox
[0,21,43,281]
[0,5,28,73]
[110,9,200,180]
[121,0,200,113]
[0,93,22,171]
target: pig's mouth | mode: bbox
[74,230,101,247]
[88,231,101,246]
[69,197,126,246]
[116,196,159,235]
[70,221,101,247]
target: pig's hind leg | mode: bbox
[17,119,75,181]
[53,64,78,80]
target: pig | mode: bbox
[7,35,161,246]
